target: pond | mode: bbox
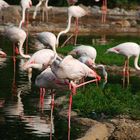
[0,33,140,140]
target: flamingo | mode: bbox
[33,0,50,22]
[56,5,88,47]
[0,0,9,10]
[4,26,31,59]
[19,0,32,28]
[36,32,57,53]
[50,55,101,139]
[106,42,140,86]
[69,45,108,82]
[23,49,58,70]
[0,49,6,57]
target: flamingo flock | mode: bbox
[1,0,140,139]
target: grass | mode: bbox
[56,34,140,119]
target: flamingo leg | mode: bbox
[25,11,29,55]
[68,93,72,140]
[39,88,46,111]
[50,93,54,140]
[74,18,79,45]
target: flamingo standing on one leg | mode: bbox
[50,55,101,140]
[56,5,88,47]
[106,42,140,87]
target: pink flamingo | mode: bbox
[50,55,101,140]
[56,5,88,47]
[5,26,31,59]
[106,42,140,86]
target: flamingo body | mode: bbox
[68,5,86,18]
[69,45,97,63]
[0,49,6,57]
[51,55,99,81]
[35,67,68,90]
[37,32,57,52]
[23,49,56,70]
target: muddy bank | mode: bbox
[0,5,140,35]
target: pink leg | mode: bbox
[68,93,72,140]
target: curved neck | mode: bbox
[19,42,31,58]
[134,55,140,70]
[19,8,26,28]
[56,15,72,47]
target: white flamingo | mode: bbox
[56,5,88,47]
[5,26,31,59]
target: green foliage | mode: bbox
[72,84,140,119]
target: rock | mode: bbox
[77,123,109,140]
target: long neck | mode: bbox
[19,8,26,28]
[134,55,140,70]
[19,42,31,58]
[56,15,72,47]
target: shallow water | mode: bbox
[0,33,140,140]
